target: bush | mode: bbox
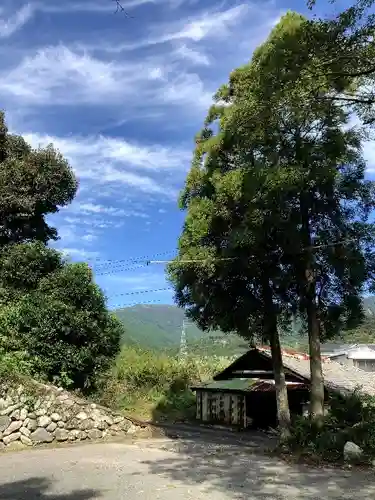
[0,250,122,392]
[96,346,229,421]
[0,348,34,381]
[287,390,375,463]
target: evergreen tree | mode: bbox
[170,13,375,427]
[0,242,122,391]
[0,112,77,246]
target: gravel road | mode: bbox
[0,434,374,499]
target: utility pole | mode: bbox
[179,319,188,359]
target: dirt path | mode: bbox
[0,434,373,499]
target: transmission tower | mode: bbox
[179,319,188,359]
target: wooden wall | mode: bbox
[195,390,247,428]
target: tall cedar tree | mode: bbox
[228,13,375,419]
[252,3,375,125]
[0,112,77,246]
[168,157,294,438]
[170,13,375,426]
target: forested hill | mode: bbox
[114,297,375,352]
[113,304,302,352]
[114,304,218,350]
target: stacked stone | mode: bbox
[0,383,142,449]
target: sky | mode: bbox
[1,0,374,309]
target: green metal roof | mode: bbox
[192,378,258,392]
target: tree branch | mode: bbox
[113,0,132,17]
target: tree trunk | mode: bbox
[263,283,291,441]
[269,322,291,441]
[300,198,325,421]
[307,297,325,421]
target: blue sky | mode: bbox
[1,0,374,309]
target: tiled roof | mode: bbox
[260,348,375,397]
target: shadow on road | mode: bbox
[140,432,375,499]
[0,477,99,500]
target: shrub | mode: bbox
[0,348,34,381]
[287,390,375,463]
[0,256,122,392]
[96,346,229,421]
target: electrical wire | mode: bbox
[64,234,358,269]
[95,263,150,276]
[109,287,172,297]
[89,238,359,278]
[103,239,358,306]
[109,298,163,309]
[88,250,176,268]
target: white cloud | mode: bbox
[0,4,34,38]
[51,218,99,247]
[22,132,189,196]
[89,3,251,53]
[0,45,213,112]
[56,225,76,242]
[59,247,100,260]
[161,4,248,43]
[0,46,132,105]
[82,233,97,242]
[173,44,210,66]
[70,201,148,218]
[38,0,179,13]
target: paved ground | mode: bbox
[0,433,374,499]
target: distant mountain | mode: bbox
[113,304,303,354]
[114,304,209,350]
[114,304,187,349]
[113,304,248,353]
[363,296,375,316]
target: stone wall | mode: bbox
[0,379,145,450]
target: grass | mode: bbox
[96,345,233,422]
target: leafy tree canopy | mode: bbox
[169,12,375,422]
[0,243,122,391]
[170,11,375,341]
[252,3,375,125]
[0,112,77,246]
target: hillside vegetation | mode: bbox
[113,304,307,354]
[114,304,204,349]
[97,345,232,422]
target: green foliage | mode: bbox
[0,348,34,381]
[0,115,119,394]
[114,304,247,354]
[287,391,375,462]
[0,242,63,304]
[0,242,121,392]
[0,112,77,247]
[114,304,207,349]
[262,2,375,125]
[96,345,230,421]
[169,11,375,345]
[326,296,375,343]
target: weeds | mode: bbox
[96,345,230,421]
[286,390,375,464]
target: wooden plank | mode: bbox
[202,392,208,422]
[224,393,231,424]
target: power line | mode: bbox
[91,238,359,278]
[109,287,172,298]
[109,298,163,309]
[88,251,176,268]
[95,263,150,276]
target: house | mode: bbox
[322,344,375,372]
[191,347,375,430]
